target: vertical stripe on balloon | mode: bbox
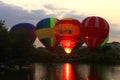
[84,17,91,27]
[95,17,99,27]
[50,18,55,46]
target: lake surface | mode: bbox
[1,63,120,80]
[31,63,120,80]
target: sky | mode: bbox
[0,0,120,47]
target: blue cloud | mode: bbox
[0,1,56,29]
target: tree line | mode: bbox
[0,20,37,66]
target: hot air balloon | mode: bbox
[36,18,59,51]
[10,23,36,44]
[81,16,109,51]
[54,18,82,54]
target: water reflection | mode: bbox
[33,63,47,80]
[1,63,120,80]
[76,64,90,80]
[31,63,120,80]
[32,63,90,80]
[107,65,120,80]
[89,65,101,80]
[89,65,120,80]
[61,63,75,80]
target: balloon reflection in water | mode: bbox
[89,65,103,80]
[61,63,75,80]
[76,64,90,80]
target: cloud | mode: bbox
[110,23,120,38]
[43,4,72,18]
[63,11,86,21]
[0,1,57,29]
[43,4,88,20]
[0,2,85,28]
[0,1,86,28]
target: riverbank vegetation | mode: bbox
[0,20,120,67]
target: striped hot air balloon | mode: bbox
[81,16,109,51]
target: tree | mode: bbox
[0,20,10,63]
[9,27,36,65]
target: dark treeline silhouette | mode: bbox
[0,20,35,67]
[0,20,10,64]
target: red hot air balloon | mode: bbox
[54,18,82,54]
[81,16,109,51]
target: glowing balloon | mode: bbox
[54,18,82,54]
[81,16,109,51]
[36,18,59,51]
[60,40,76,54]
[10,23,36,43]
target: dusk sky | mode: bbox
[0,0,120,47]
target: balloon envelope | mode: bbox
[10,23,36,43]
[54,18,82,54]
[36,18,58,51]
[81,16,109,51]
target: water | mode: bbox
[30,63,120,80]
[1,63,120,80]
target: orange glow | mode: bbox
[60,39,76,54]
[66,63,70,80]
[61,63,75,80]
